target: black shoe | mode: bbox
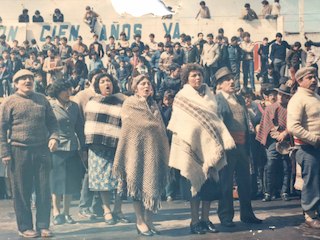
[113,213,131,223]
[281,193,290,201]
[221,220,235,227]
[201,220,219,233]
[78,209,96,220]
[104,212,117,225]
[241,215,263,224]
[65,215,76,224]
[190,222,206,234]
[52,214,65,225]
[136,225,153,236]
[147,225,161,235]
[262,193,271,202]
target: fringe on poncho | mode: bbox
[168,84,235,196]
[113,95,169,212]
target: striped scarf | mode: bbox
[84,93,126,149]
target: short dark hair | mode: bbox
[200,1,206,6]
[218,28,224,34]
[180,63,204,86]
[149,33,155,38]
[87,69,102,83]
[263,37,268,41]
[276,32,283,38]
[93,73,119,94]
[207,33,213,38]
[47,80,71,98]
[243,32,251,38]
[293,41,301,49]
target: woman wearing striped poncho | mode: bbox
[168,63,235,235]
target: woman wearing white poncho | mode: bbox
[168,63,235,235]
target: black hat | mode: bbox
[274,84,292,96]
[0,34,6,39]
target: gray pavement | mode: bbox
[1,197,320,240]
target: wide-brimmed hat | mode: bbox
[274,84,292,96]
[13,69,34,83]
[215,67,234,83]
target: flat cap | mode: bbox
[13,69,34,82]
[295,67,317,81]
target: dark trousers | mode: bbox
[264,141,291,195]
[229,60,240,91]
[218,145,254,222]
[203,65,218,87]
[165,168,180,198]
[295,145,320,212]
[10,145,51,232]
[79,171,103,215]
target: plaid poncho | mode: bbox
[84,93,126,149]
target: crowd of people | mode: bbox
[0,13,320,238]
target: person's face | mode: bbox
[13,41,18,47]
[172,68,180,78]
[72,53,78,60]
[165,37,171,42]
[34,75,42,82]
[109,38,115,44]
[77,38,82,44]
[58,88,72,103]
[268,92,277,103]
[231,40,237,46]
[277,92,290,106]
[244,95,252,107]
[120,61,125,67]
[10,53,16,60]
[187,70,203,90]
[120,35,126,40]
[298,73,318,91]
[267,68,273,75]
[163,97,173,107]
[54,38,60,44]
[174,44,180,51]
[14,75,34,95]
[276,36,282,42]
[19,50,25,56]
[61,39,67,45]
[263,39,268,45]
[207,36,213,43]
[158,46,164,52]
[30,53,35,60]
[219,78,235,94]
[165,46,171,53]
[99,76,113,96]
[47,50,53,58]
[135,37,141,42]
[136,78,152,98]
[2,52,8,59]
[198,34,204,40]
[244,36,250,42]
[200,3,205,9]
[45,38,51,44]
[149,36,154,42]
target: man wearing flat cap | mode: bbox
[215,67,262,227]
[256,84,292,202]
[287,66,320,229]
[0,69,59,238]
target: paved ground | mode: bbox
[1,197,320,240]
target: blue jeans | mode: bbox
[229,60,240,91]
[242,59,255,91]
[264,141,291,196]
